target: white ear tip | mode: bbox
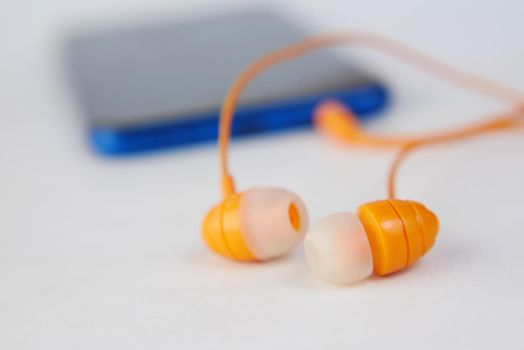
[240,187,308,260]
[304,212,373,285]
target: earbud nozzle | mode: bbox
[305,212,373,285]
[241,188,309,260]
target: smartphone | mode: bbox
[64,9,388,155]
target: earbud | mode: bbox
[202,187,309,261]
[305,199,438,285]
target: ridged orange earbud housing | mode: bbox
[202,194,257,262]
[202,188,308,262]
[357,199,439,276]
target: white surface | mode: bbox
[1,0,524,349]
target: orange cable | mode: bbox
[313,99,523,148]
[218,32,524,198]
[386,111,524,198]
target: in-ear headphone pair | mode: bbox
[201,32,524,285]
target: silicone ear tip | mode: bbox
[304,212,373,285]
[240,187,309,260]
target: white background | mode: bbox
[1,0,524,349]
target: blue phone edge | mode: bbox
[89,83,389,156]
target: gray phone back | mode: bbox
[64,9,374,127]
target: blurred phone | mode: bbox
[64,9,388,155]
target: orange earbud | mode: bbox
[202,187,308,261]
[305,200,438,285]
[203,30,524,274]
[306,102,522,284]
